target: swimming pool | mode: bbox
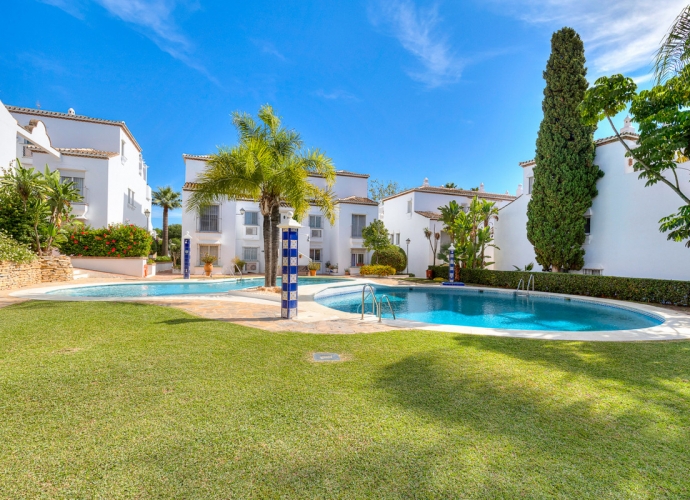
[46,277,352,298]
[315,286,663,332]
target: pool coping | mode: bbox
[10,279,690,342]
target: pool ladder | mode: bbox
[516,274,535,296]
[359,285,396,323]
[229,264,244,281]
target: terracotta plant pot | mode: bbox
[204,263,213,276]
[426,269,434,279]
[309,269,317,276]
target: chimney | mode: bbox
[479,182,485,192]
[516,184,523,196]
[422,177,429,187]
[68,108,76,116]
[620,115,636,134]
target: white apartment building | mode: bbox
[182,154,379,275]
[3,104,152,230]
[380,179,518,277]
[494,118,690,281]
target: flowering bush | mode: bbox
[360,264,396,277]
[59,224,152,257]
[0,231,38,264]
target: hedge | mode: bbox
[427,266,690,306]
[0,231,37,264]
[360,265,397,277]
[371,246,407,272]
[60,224,152,258]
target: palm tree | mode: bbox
[152,186,182,256]
[187,105,336,287]
[443,182,458,189]
[1,159,45,209]
[654,5,690,83]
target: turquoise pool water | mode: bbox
[46,277,351,298]
[315,286,663,332]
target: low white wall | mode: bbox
[70,257,146,277]
[156,262,173,272]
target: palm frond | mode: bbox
[654,5,690,83]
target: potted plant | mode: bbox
[329,263,338,275]
[307,262,321,276]
[201,253,217,276]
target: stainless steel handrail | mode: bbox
[377,294,396,322]
[234,264,243,281]
[516,278,524,292]
[361,284,377,319]
[527,274,535,292]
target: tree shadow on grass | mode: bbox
[373,345,690,497]
[158,318,215,325]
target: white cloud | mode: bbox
[490,0,687,75]
[39,0,217,84]
[369,0,463,88]
[250,39,287,61]
[313,89,360,101]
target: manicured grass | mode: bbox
[1,301,689,498]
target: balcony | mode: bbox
[310,228,323,239]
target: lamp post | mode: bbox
[144,208,151,231]
[278,211,302,319]
[405,238,411,275]
[183,231,192,279]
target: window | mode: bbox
[582,269,602,276]
[584,216,591,235]
[127,189,135,208]
[407,200,412,214]
[309,215,322,228]
[395,233,400,245]
[244,211,259,226]
[198,245,220,265]
[245,226,258,236]
[528,176,534,194]
[242,247,259,261]
[120,140,127,164]
[60,176,84,198]
[198,205,220,232]
[309,248,322,262]
[351,214,366,238]
[351,252,365,267]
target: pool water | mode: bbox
[315,286,662,332]
[47,277,351,298]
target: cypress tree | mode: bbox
[526,27,603,272]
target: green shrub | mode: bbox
[0,231,37,264]
[60,224,152,257]
[372,246,407,272]
[360,264,396,276]
[427,266,690,306]
[155,256,172,262]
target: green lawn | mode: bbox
[1,302,689,498]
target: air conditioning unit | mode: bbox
[245,261,259,273]
[245,226,258,236]
[311,228,322,238]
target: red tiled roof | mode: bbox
[28,145,118,159]
[7,106,142,152]
[335,196,379,206]
[414,210,442,220]
[383,186,516,203]
[519,131,640,167]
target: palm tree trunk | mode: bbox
[262,211,272,287]
[162,207,169,256]
[270,203,281,287]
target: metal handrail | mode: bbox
[361,284,377,319]
[378,294,396,322]
[516,278,524,292]
[527,274,535,292]
[234,264,243,281]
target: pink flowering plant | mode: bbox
[59,223,152,257]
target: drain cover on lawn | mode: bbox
[313,352,341,362]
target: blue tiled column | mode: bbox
[281,227,299,319]
[183,233,191,280]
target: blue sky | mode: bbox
[1,0,683,228]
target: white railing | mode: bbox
[310,228,322,238]
[245,226,259,236]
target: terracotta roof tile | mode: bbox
[7,106,142,152]
[414,210,442,220]
[28,145,118,159]
[335,196,379,206]
[519,132,640,167]
[383,186,516,203]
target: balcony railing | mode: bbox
[310,228,323,239]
